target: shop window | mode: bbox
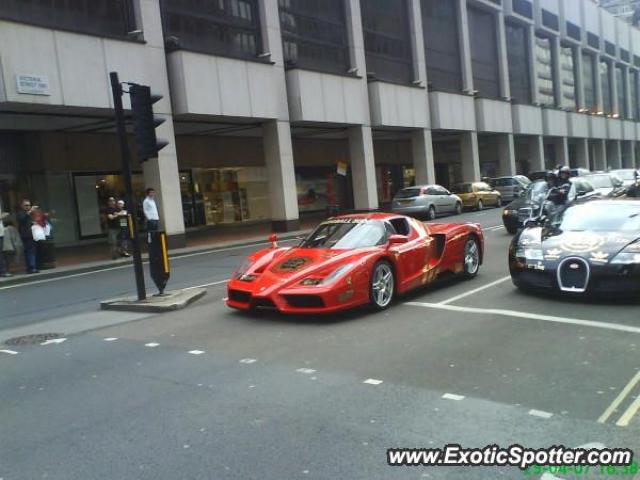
[506,22,531,104]
[582,52,597,112]
[162,0,261,59]
[361,0,413,84]
[535,35,555,107]
[296,167,347,213]
[421,0,463,92]
[616,65,627,119]
[279,0,349,74]
[0,0,136,39]
[600,59,612,115]
[559,45,577,111]
[192,168,270,225]
[631,70,639,120]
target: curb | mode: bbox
[100,288,207,313]
[0,231,307,288]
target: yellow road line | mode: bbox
[597,370,640,424]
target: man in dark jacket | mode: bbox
[16,199,38,274]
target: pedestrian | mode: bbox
[2,220,22,273]
[143,188,160,232]
[105,197,120,259]
[116,200,131,257]
[0,200,12,277]
[16,199,38,274]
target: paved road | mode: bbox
[1,208,639,480]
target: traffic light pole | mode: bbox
[110,71,146,301]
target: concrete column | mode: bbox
[263,120,299,232]
[348,126,378,211]
[574,138,590,169]
[456,0,474,93]
[595,54,604,114]
[344,0,367,75]
[527,25,540,105]
[574,47,585,111]
[611,62,620,118]
[460,132,481,182]
[622,141,635,168]
[550,36,562,107]
[528,135,545,172]
[553,137,569,166]
[142,115,186,248]
[411,129,436,185]
[408,0,428,87]
[496,11,510,99]
[606,140,622,170]
[623,65,632,120]
[593,139,607,171]
[497,134,516,176]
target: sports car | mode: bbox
[227,213,484,313]
[509,199,640,296]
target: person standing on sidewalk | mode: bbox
[116,199,131,257]
[105,197,120,259]
[143,188,159,232]
[17,199,38,274]
[0,199,12,277]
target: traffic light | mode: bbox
[129,84,169,162]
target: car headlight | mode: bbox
[516,247,544,260]
[300,263,355,286]
[611,250,640,265]
[234,259,254,279]
[503,209,517,216]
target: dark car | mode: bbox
[502,178,597,234]
[509,199,640,297]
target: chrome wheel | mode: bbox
[427,205,436,220]
[463,238,480,278]
[455,203,462,215]
[477,200,483,211]
[370,261,395,309]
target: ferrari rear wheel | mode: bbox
[462,237,480,279]
[370,261,395,310]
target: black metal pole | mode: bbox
[110,71,146,301]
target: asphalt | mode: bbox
[1,207,639,480]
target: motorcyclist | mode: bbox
[549,166,571,206]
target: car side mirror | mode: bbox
[269,233,278,247]
[388,234,409,245]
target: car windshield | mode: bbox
[551,203,640,232]
[526,181,549,201]
[585,175,613,189]
[613,170,637,181]
[394,188,421,199]
[451,184,472,194]
[492,178,513,187]
[300,220,387,249]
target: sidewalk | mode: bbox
[0,217,321,287]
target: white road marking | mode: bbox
[442,393,465,401]
[40,338,66,346]
[0,349,19,355]
[184,279,228,291]
[485,225,505,231]
[598,370,640,424]
[405,302,640,334]
[239,358,257,364]
[437,276,512,305]
[616,393,640,427]
[0,239,298,291]
[188,350,205,355]
[145,343,160,348]
[103,337,118,342]
[528,409,553,419]
[296,368,317,374]
[363,378,383,385]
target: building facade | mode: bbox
[1,0,640,247]
[599,0,640,25]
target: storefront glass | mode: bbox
[376,165,415,203]
[191,167,270,225]
[295,167,347,213]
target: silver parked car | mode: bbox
[610,169,640,187]
[490,176,530,202]
[583,173,625,197]
[390,184,463,220]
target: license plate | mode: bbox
[399,199,414,204]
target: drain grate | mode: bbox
[4,333,64,346]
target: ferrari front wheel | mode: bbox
[370,260,395,310]
[462,237,480,279]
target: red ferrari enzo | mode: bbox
[226,213,484,313]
